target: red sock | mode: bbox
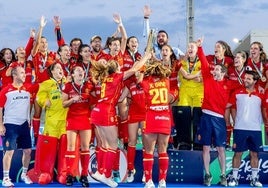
[98,147,107,174]
[65,151,76,176]
[80,150,90,176]
[113,148,120,171]
[32,117,40,137]
[143,152,154,182]
[104,148,117,178]
[158,153,169,181]
[127,145,136,170]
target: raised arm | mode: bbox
[25,28,35,60]
[31,16,47,57]
[113,13,127,54]
[143,5,152,38]
[53,16,66,47]
[123,51,151,80]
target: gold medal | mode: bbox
[261,76,267,82]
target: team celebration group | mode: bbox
[0,5,267,188]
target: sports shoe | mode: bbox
[102,176,118,188]
[250,177,262,187]
[112,170,121,183]
[91,171,105,182]
[66,175,75,186]
[228,177,238,187]
[204,173,212,186]
[21,174,33,184]
[144,179,155,188]
[219,174,227,186]
[158,179,166,188]
[2,178,14,187]
[80,175,89,187]
[142,173,146,183]
[126,169,135,183]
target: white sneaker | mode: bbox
[250,178,262,187]
[2,178,14,187]
[21,174,33,184]
[126,169,135,183]
[102,176,118,188]
[144,179,155,188]
[91,171,105,182]
[158,179,166,188]
[142,173,146,183]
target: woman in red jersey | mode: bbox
[121,36,145,183]
[141,60,172,188]
[62,65,93,187]
[226,51,247,147]
[90,51,151,188]
[5,28,35,87]
[101,13,128,182]
[0,48,16,89]
[246,41,268,92]
[31,16,57,145]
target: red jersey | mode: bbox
[32,51,57,83]
[90,72,124,126]
[128,83,145,123]
[103,51,124,69]
[246,58,268,90]
[169,60,181,99]
[206,55,233,72]
[62,81,93,130]
[90,50,107,61]
[227,65,246,93]
[141,76,171,135]
[0,61,12,89]
[198,47,229,116]
[122,50,142,88]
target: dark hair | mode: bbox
[216,40,233,58]
[245,70,260,81]
[70,38,83,47]
[78,44,91,62]
[0,48,16,66]
[126,36,138,50]
[250,41,267,62]
[47,62,58,78]
[104,37,121,50]
[158,30,169,38]
[57,44,69,55]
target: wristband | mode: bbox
[118,22,123,27]
[144,16,149,19]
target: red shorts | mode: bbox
[66,115,91,130]
[143,110,171,135]
[90,104,118,126]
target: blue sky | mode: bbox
[1,0,268,54]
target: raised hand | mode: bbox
[40,15,47,28]
[113,13,122,24]
[30,28,36,38]
[53,16,61,27]
[143,5,152,17]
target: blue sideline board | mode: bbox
[0,149,268,184]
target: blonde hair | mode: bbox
[90,59,119,84]
[144,60,171,79]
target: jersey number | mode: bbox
[150,88,168,104]
[100,83,106,98]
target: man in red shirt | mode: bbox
[197,38,229,186]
